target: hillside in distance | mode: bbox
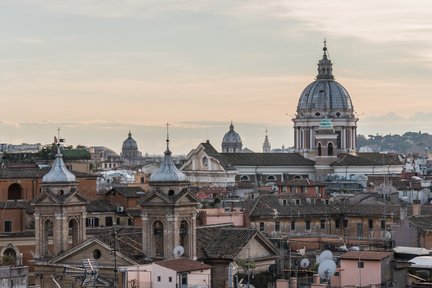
[357,132,432,155]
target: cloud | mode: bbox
[14,37,45,44]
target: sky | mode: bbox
[0,0,431,155]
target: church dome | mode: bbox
[150,140,186,182]
[296,42,354,117]
[122,131,138,150]
[222,122,242,153]
[42,147,76,183]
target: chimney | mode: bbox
[290,277,298,287]
[400,205,407,220]
[412,199,421,216]
[313,274,320,284]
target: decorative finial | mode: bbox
[128,130,132,138]
[166,122,170,152]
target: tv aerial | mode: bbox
[300,258,310,269]
[173,245,185,258]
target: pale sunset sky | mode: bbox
[0,1,431,154]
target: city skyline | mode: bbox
[1,1,431,154]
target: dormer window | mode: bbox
[240,175,250,182]
[266,175,276,181]
[202,157,208,167]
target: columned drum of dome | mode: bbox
[293,41,358,159]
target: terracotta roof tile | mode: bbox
[340,251,392,260]
[155,258,211,272]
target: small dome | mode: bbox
[222,122,243,153]
[42,148,76,183]
[223,123,242,144]
[122,131,138,150]
[319,118,334,129]
[150,143,186,182]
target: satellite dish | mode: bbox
[318,259,336,280]
[384,231,392,241]
[300,258,310,269]
[173,246,184,257]
[318,250,333,263]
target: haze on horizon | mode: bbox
[0,0,431,154]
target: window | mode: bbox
[358,261,364,268]
[140,177,145,184]
[169,277,172,282]
[259,222,264,231]
[93,249,101,259]
[266,175,276,181]
[202,157,208,167]
[87,218,99,227]
[381,220,386,230]
[317,143,322,156]
[157,276,161,282]
[343,219,348,228]
[291,221,296,230]
[292,186,297,193]
[275,222,280,232]
[328,142,334,156]
[4,220,12,232]
[320,219,326,229]
[282,199,288,206]
[8,183,22,200]
[105,217,113,227]
[335,219,340,229]
[368,219,373,230]
[305,220,311,230]
[240,175,250,182]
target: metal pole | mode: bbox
[113,227,118,288]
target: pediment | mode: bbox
[49,238,137,266]
[175,191,199,205]
[32,191,88,206]
[236,237,275,260]
[140,191,172,205]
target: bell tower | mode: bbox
[140,125,198,260]
[32,145,88,259]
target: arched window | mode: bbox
[202,157,208,167]
[266,175,277,182]
[2,248,17,265]
[317,143,322,156]
[8,183,22,200]
[68,218,79,248]
[153,221,164,258]
[179,220,189,257]
[328,142,334,156]
[240,175,250,182]
[43,219,54,256]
